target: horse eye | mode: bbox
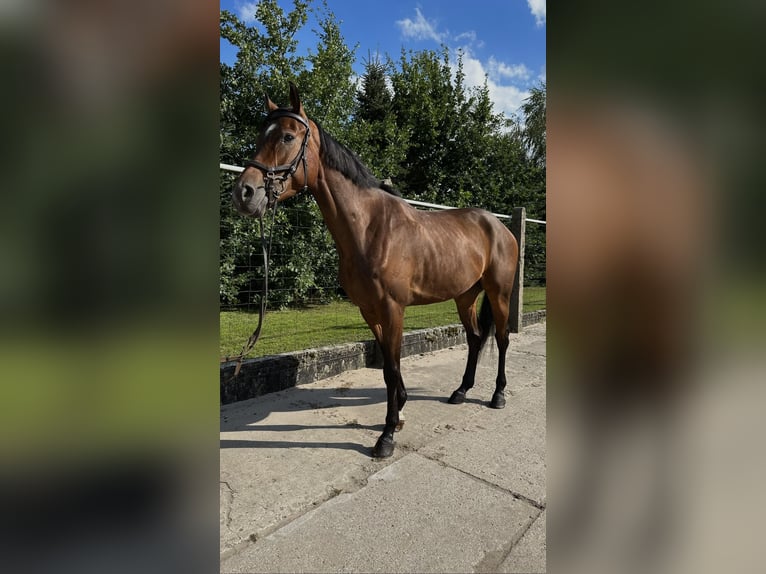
[283,133,295,143]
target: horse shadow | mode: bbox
[219,381,472,455]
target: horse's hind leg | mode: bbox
[486,288,511,409]
[490,326,510,408]
[449,285,483,405]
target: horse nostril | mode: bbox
[242,184,254,200]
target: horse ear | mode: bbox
[265,94,278,112]
[288,82,305,116]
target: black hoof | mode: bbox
[448,389,466,404]
[372,435,395,458]
[489,392,506,409]
[489,393,505,409]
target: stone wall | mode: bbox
[221,312,545,405]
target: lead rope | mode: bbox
[221,197,280,381]
[221,110,311,382]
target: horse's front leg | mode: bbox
[368,304,405,459]
[372,364,402,458]
[395,380,407,432]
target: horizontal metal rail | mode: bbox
[220,163,546,224]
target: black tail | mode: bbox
[477,293,495,353]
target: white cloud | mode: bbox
[527,0,546,27]
[396,7,447,43]
[454,30,477,44]
[393,9,536,119]
[490,84,530,121]
[488,57,531,82]
[238,2,258,22]
[454,50,530,119]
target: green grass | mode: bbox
[523,285,546,312]
[221,286,545,358]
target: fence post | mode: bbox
[509,207,526,333]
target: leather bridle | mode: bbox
[242,110,311,206]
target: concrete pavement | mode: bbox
[220,321,546,573]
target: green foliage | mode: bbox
[389,48,458,201]
[220,1,353,308]
[296,2,357,137]
[520,82,546,168]
[356,55,392,122]
[346,54,407,181]
[220,1,547,312]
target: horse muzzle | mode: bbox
[232,179,268,217]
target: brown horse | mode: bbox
[232,84,519,458]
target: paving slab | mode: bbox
[220,321,546,570]
[499,510,546,573]
[219,357,491,554]
[220,394,383,553]
[418,379,546,504]
[222,453,540,574]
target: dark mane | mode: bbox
[316,123,401,197]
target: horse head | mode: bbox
[232,83,316,217]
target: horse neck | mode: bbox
[310,165,375,257]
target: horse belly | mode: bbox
[339,260,439,309]
[406,252,483,305]
[411,269,479,304]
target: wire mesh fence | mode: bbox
[219,169,546,356]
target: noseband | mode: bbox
[243,110,311,205]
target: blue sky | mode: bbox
[220,0,545,119]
